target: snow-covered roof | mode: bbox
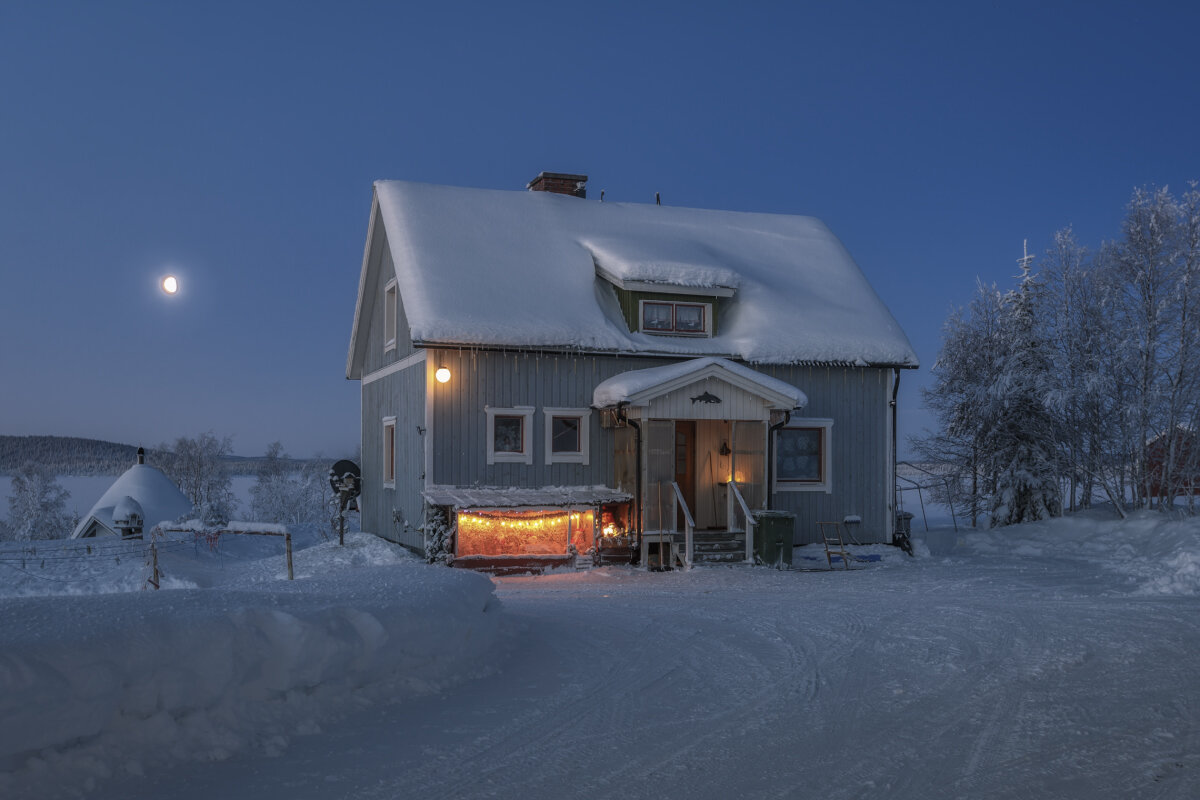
[592,357,807,409]
[423,485,632,510]
[355,180,918,369]
[69,464,193,539]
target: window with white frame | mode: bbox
[384,279,398,352]
[486,406,534,465]
[639,299,711,336]
[544,408,591,465]
[775,418,833,492]
[382,416,397,487]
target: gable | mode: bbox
[347,197,416,379]
[593,357,806,417]
[646,376,776,421]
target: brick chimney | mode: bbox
[527,171,588,199]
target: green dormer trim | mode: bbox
[614,286,724,337]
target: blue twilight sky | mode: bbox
[1,1,1197,458]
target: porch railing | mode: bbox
[669,481,695,569]
[727,481,756,563]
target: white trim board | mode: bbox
[362,350,427,386]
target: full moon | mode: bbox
[162,275,179,294]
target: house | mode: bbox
[1145,427,1200,500]
[69,448,193,539]
[345,173,919,570]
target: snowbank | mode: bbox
[0,534,508,798]
[959,510,1200,596]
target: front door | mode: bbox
[675,421,696,528]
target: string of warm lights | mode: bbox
[455,509,597,557]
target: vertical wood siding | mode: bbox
[356,343,895,552]
[759,365,892,545]
[362,225,414,377]
[361,357,426,550]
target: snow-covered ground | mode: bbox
[3,513,1200,799]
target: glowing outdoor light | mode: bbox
[435,366,451,383]
[161,275,179,294]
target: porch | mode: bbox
[596,357,807,569]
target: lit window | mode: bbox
[382,416,397,487]
[775,419,833,493]
[383,279,398,352]
[486,406,534,465]
[544,408,591,465]
[639,300,710,336]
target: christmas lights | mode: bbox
[456,509,595,557]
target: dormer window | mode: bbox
[640,300,711,337]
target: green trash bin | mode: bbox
[752,510,795,568]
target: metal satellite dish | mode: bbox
[329,460,362,546]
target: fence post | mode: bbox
[285,533,294,580]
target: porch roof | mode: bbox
[592,357,806,410]
[423,485,632,510]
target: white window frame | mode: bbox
[382,415,397,488]
[383,278,398,353]
[774,418,833,493]
[638,299,712,337]
[486,406,534,465]
[544,408,591,465]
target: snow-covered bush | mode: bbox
[249,442,333,527]
[423,505,454,564]
[5,461,74,541]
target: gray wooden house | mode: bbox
[345,173,918,570]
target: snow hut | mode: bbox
[69,449,193,539]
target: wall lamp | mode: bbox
[435,365,451,383]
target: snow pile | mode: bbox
[960,510,1200,596]
[0,534,508,799]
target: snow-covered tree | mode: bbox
[1041,229,1126,512]
[250,442,333,526]
[6,461,74,540]
[159,432,237,525]
[916,281,1008,526]
[985,247,1062,526]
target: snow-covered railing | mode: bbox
[670,481,694,569]
[727,481,756,563]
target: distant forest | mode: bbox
[0,436,314,476]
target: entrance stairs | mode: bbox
[690,529,746,565]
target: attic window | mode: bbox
[384,279,398,353]
[640,300,710,337]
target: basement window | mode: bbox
[639,300,710,336]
